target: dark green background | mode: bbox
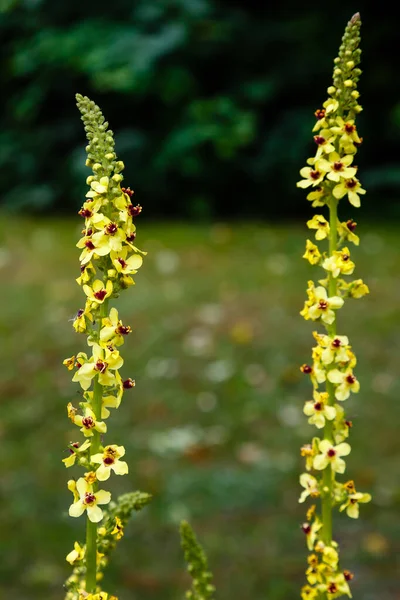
[1,0,399,218]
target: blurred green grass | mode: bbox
[0,217,399,600]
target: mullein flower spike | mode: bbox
[297,14,371,599]
[63,94,146,599]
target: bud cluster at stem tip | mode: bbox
[296,14,371,600]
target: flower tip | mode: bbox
[350,12,361,24]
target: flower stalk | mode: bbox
[63,94,147,599]
[297,14,371,599]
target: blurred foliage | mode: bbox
[1,217,400,599]
[1,1,400,217]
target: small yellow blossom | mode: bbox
[349,279,369,298]
[83,279,113,306]
[72,344,123,390]
[303,240,322,265]
[68,479,80,503]
[327,368,360,401]
[91,445,128,481]
[69,477,111,523]
[306,186,326,207]
[307,215,330,240]
[330,117,361,150]
[85,176,109,198]
[340,490,371,518]
[301,584,319,600]
[63,356,76,371]
[317,572,352,598]
[63,439,91,468]
[303,391,336,429]
[338,219,359,245]
[333,177,366,207]
[322,545,339,568]
[313,131,336,159]
[73,408,107,437]
[110,247,143,276]
[316,152,357,182]
[299,473,320,503]
[313,440,351,474]
[297,165,326,189]
[100,307,131,346]
[111,516,124,540]
[306,286,344,325]
[302,517,322,551]
[322,247,355,278]
[66,542,85,565]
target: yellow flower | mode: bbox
[307,187,326,207]
[306,554,328,585]
[327,368,360,400]
[111,516,124,540]
[110,247,143,276]
[91,445,129,481]
[66,541,85,565]
[313,440,351,474]
[349,279,369,298]
[63,356,76,370]
[307,215,330,240]
[338,219,359,246]
[316,152,357,182]
[63,439,91,468]
[313,131,336,159]
[73,408,107,437]
[299,473,320,503]
[297,165,326,189]
[77,233,111,265]
[303,391,336,429]
[340,490,371,518]
[330,117,361,150]
[100,308,132,347]
[68,479,80,503]
[302,517,322,551]
[69,477,111,523]
[333,177,366,207]
[301,584,319,600]
[300,438,319,471]
[307,286,344,324]
[319,335,350,365]
[317,572,352,598]
[72,344,123,390]
[73,304,93,333]
[83,279,113,305]
[86,176,109,199]
[303,240,321,265]
[322,247,355,278]
[91,214,126,254]
[322,545,339,568]
[76,261,96,286]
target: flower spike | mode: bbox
[63,95,148,599]
[297,14,371,599]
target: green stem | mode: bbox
[85,299,109,593]
[321,196,338,547]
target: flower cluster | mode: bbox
[63,95,145,598]
[297,15,371,599]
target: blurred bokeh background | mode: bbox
[1,1,400,599]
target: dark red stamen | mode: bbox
[82,416,95,429]
[123,378,135,389]
[94,290,107,301]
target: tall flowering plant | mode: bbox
[63,94,147,599]
[296,14,371,600]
